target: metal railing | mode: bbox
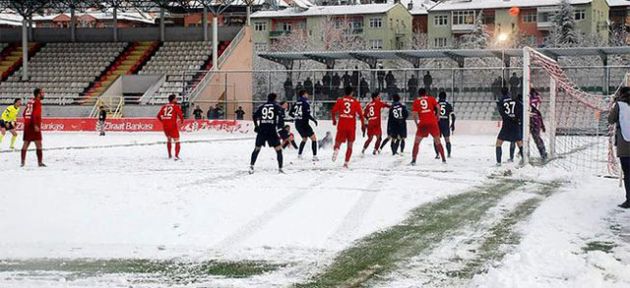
[187,26,247,104]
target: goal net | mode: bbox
[522,47,623,176]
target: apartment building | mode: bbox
[427,0,609,48]
[251,2,413,50]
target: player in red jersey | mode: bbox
[362,92,390,155]
[21,88,45,167]
[157,94,184,160]
[411,88,446,165]
[331,87,365,168]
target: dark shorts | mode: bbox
[0,120,15,130]
[439,121,451,138]
[256,129,281,147]
[295,121,314,138]
[498,121,523,142]
[388,121,407,139]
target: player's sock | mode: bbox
[433,143,439,157]
[380,138,390,150]
[391,139,399,155]
[436,143,446,161]
[0,134,4,144]
[298,141,306,156]
[20,148,26,165]
[518,146,524,158]
[291,140,298,149]
[374,137,383,151]
[446,142,452,156]
[36,149,43,164]
[175,142,181,158]
[496,147,502,164]
[400,139,406,153]
[311,141,317,156]
[10,135,16,149]
[363,137,371,150]
[276,149,283,169]
[412,142,420,162]
[166,142,172,158]
[250,148,260,166]
[345,147,353,163]
[509,143,515,160]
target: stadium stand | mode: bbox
[84,41,159,104]
[0,42,126,105]
[140,40,230,104]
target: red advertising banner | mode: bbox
[14,118,252,133]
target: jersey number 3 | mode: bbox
[343,102,352,114]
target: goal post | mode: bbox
[522,46,619,176]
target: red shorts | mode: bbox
[163,124,180,139]
[23,123,42,142]
[367,123,382,137]
[416,122,440,138]
[335,125,356,143]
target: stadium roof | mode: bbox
[251,3,403,18]
[0,1,271,16]
[430,0,593,11]
[258,47,630,67]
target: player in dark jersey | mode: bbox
[380,94,408,155]
[496,87,523,166]
[435,91,456,158]
[290,90,319,161]
[250,93,285,174]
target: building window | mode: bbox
[434,15,448,26]
[282,22,292,31]
[433,37,448,48]
[369,39,383,50]
[254,22,266,31]
[452,10,475,25]
[575,9,585,21]
[369,17,382,28]
[522,12,537,23]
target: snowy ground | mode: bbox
[0,124,629,287]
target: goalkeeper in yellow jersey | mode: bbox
[0,98,22,150]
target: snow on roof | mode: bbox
[287,0,316,9]
[607,0,630,7]
[251,3,401,18]
[400,0,436,15]
[0,12,23,26]
[431,0,593,11]
[33,9,156,24]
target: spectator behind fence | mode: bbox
[408,74,418,99]
[359,77,369,98]
[284,77,294,101]
[423,71,433,91]
[377,64,385,92]
[207,104,216,119]
[235,106,245,120]
[193,105,204,120]
[304,77,313,95]
[314,81,323,97]
[608,86,630,209]
[214,105,224,119]
[509,73,520,95]
[351,66,360,88]
[342,71,351,88]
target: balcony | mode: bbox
[452,24,475,32]
[269,30,291,38]
[537,21,553,31]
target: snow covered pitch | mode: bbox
[0,126,629,287]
